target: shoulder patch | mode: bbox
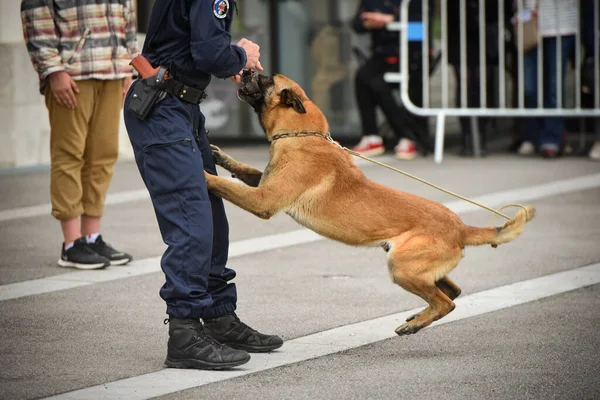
[213,0,229,19]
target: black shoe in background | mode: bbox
[204,312,283,353]
[164,317,250,370]
[58,237,110,270]
[87,235,133,266]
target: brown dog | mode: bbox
[204,73,535,336]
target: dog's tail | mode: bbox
[461,205,536,247]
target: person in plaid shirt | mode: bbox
[21,0,137,269]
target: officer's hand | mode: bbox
[122,75,133,108]
[237,38,263,71]
[49,71,79,109]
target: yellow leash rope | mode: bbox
[341,146,529,223]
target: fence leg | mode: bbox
[470,117,482,158]
[434,113,446,164]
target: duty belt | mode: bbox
[161,79,207,105]
[128,55,208,120]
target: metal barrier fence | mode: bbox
[384,0,600,163]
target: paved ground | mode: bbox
[0,144,599,400]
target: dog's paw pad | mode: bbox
[395,323,422,336]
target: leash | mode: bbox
[342,146,514,221]
[271,131,529,223]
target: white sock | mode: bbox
[86,232,100,243]
[64,241,75,250]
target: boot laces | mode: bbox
[194,330,225,349]
[164,317,225,348]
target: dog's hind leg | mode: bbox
[406,276,461,322]
[387,238,462,335]
[436,276,462,300]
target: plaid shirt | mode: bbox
[21,0,139,93]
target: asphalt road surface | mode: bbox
[1,146,599,400]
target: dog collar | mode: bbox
[271,132,333,142]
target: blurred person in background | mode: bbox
[21,0,135,269]
[515,0,578,159]
[350,0,434,160]
[447,0,513,157]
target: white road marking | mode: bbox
[43,263,600,400]
[0,156,395,223]
[1,173,599,302]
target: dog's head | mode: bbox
[238,73,324,138]
[238,72,307,114]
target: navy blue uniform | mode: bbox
[123,0,244,319]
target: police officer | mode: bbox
[124,0,282,370]
[350,0,434,160]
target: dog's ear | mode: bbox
[280,89,306,114]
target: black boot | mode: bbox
[165,317,250,370]
[203,312,283,353]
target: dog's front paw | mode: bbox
[210,144,231,169]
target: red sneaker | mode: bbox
[394,138,417,160]
[351,135,385,156]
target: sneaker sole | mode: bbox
[57,259,109,270]
[224,341,284,353]
[164,355,250,370]
[395,153,417,160]
[109,258,133,266]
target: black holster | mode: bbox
[127,67,169,120]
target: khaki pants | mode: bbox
[45,79,122,221]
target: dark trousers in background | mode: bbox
[521,35,576,148]
[450,64,496,137]
[124,83,237,320]
[354,53,429,146]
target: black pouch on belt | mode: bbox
[127,67,168,120]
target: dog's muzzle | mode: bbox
[238,73,262,103]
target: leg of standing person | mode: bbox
[466,66,490,157]
[46,80,111,270]
[405,45,430,156]
[352,58,386,156]
[81,79,132,265]
[538,35,576,158]
[124,91,251,369]
[451,63,476,156]
[518,47,541,156]
[365,58,418,160]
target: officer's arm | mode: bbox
[189,0,246,78]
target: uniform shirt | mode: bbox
[21,0,138,93]
[142,0,246,90]
[352,0,433,58]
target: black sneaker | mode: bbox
[164,317,250,370]
[87,235,132,266]
[58,237,110,270]
[203,312,283,353]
